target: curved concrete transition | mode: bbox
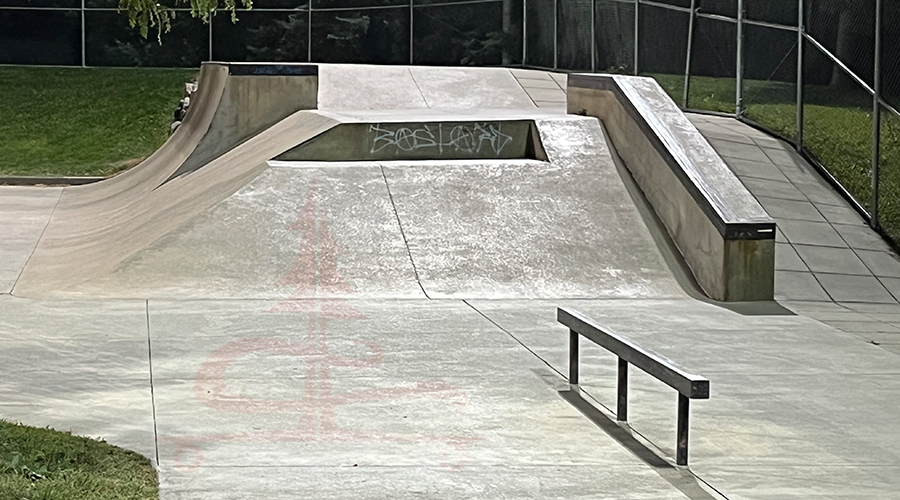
[4,64,900,500]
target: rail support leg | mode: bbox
[676,393,690,466]
[569,329,579,386]
[617,358,628,421]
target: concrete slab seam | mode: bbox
[146,299,161,467]
[407,68,430,109]
[379,165,430,300]
[10,188,62,294]
[510,72,541,109]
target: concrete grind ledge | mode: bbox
[568,74,775,302]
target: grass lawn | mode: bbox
[0,66,196,177]
[653,73,900,246]
[0,420,157,500]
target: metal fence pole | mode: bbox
[81,0,86,67]
[553,0,559,70]
[735,0,744,117]
[872,0,883,227]
[522,0,527,66]
[208,17,213,61]
[634,0,639,75]
[308,1,313,62]
[591,0,597,73]
[409,0,414,65]
[796,0,805,152]
[682,0,697,108]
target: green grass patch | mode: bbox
[0,420,157,500]
[0,66,196,177]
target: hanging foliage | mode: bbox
[118,0,253,41]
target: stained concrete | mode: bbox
[5,66,900,500]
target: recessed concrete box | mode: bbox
[568,74,775,302]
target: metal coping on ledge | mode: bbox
[568,74,775,242]
[0,176,105,186]
[204,62,319,76]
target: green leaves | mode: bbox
[117,0,254,42]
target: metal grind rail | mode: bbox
[558,307,710,466]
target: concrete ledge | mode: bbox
[568,74,775,301]
[0,176,105,186]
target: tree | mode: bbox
[118,0,252,40]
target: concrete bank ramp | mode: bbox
[14,117,683,299]
[12,64,684,300]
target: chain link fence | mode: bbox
[1,0,898,246]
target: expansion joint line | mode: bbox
[380,165,430,299]
[11,189,62,293]
[145,299,161,467]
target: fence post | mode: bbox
[409,0,414,65]
[81,0,86,67]
[682,0,697,108]
[522,0,527,66]
[872,0,883,228]
[208,17,213,61]
[796,0,805,152]
[735,0,744,117]
[634,0,639,75]
[591,0,597,73]
[308,0,313,62]
[554,0,559,70]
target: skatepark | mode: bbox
[3,62,900,499]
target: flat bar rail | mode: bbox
[558,308,710,466]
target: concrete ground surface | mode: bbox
[1,66,900,499]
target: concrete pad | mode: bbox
[815,274,897,303]
[62,166,423,299]
[694,465,900,500]
[319,65,427,110]
[879,277,900,301]
[380,118,684,299]
[738,177,807,201]
[159,465,694,500]
[816,203,867,225]
[550,72,567,87]
[761,145,803,167]
[834,223,894,252]
[775,243,808,272]
[0,296,154,459]
[509,68,554,81]
[856,250,900,278]
[777,220,846,247]
[521,88,567,103]
[775,271,831,301]
[0,376,155,462]
[755,196,825,222]
[822,320,900,334]
[409,67,535,110]
[0,186,62,293]
[533,101,567,111]
[514,78,562,90]
[793,245,870,275]
[723,158,789,181]
[708,140,772,164]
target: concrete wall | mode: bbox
[168,63,319,181]
[568,74,775,302]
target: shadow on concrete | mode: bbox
[559,389,728,500]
